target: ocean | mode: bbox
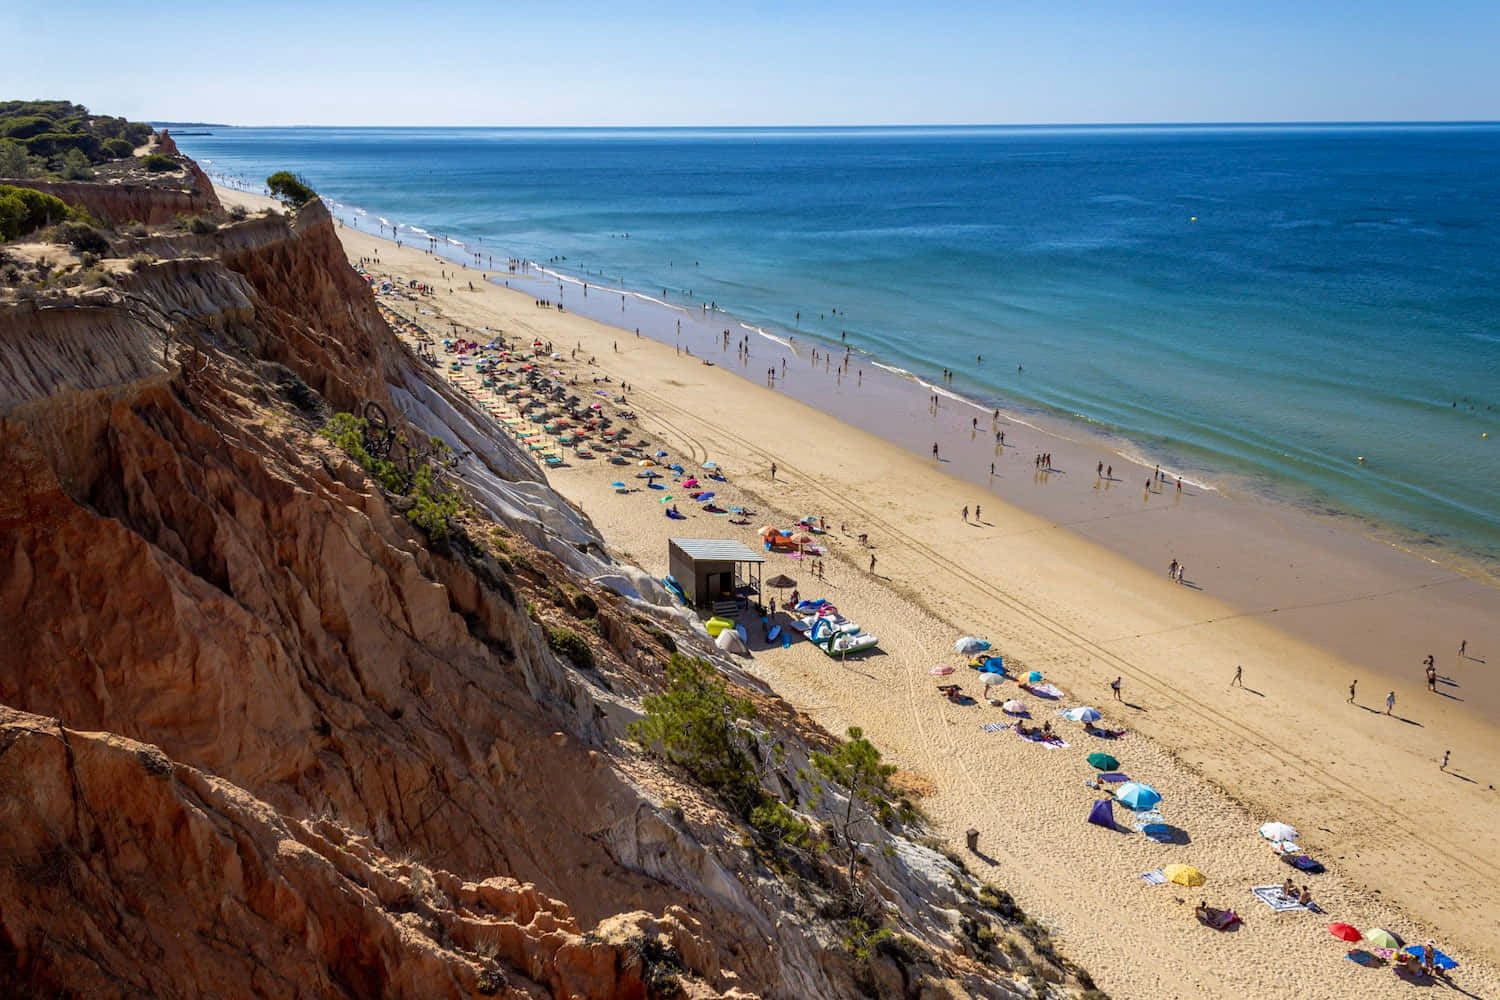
[175,125,1500,570]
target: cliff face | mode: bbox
[0,174,1066,999]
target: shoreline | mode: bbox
[228,186,1500,996]
[203,176,1500,583]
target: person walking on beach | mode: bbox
[1459,639,1467,658]
[1168,558,1178,580]
[770,462,777,481]
[962,506,969,522]
[1175,563,1185,584]
[1441,749,1451,771]
[869,553,877,573]
[933,442,940,460]
[1386,690,1396,715]
[990,462,995,476]
[1111,676,1123,702]
[1097,461,1103,477]
[975,504,981,521]
[1426,661,1438,692]
[1106,464,1112,479]
[1231,664,1243,687]
[1348,679,1358,703]
[1177,478,1183,494]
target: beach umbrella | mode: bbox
[639,459,655,466]
[1164,864,1205,887]
[1002,699,1027,714]
[1363,929,1400,951]
[1063,706,1102,723]
[610,481,626,488]
[697,492,716,502]
[1259,822,1298,842]
[1087,753,1119,771]
[981,672,1006,688]
[1026,671,1043,684]
[930,665,956,676]
[1116,782,1161,810]
[682,478,699,488]
[954,636,991,654]
[1329,924,1363,943]
[1031,682,1064,699]
[703,461,718,469]
[655,450,669,457]
[981,655,1005,673]
[765,574,797,591]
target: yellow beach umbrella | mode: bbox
[1363,929,1400,950]
[1164,864,1206,887]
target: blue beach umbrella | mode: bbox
[1063,706,1102,723]
[610,481,626,488]
[703,461,718,469]
[655,450,669,457]
[1116,782,1162,811]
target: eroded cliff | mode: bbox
[0,147,1097,1000]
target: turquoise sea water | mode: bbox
[176,125,1500,569]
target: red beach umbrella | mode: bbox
[1328,923,1362,943]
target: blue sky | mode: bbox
[6,1,1498,125]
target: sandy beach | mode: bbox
[217,184,1500,998]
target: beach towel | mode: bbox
[1016,730,1070,748]
[1201,909,1241,931]
[1131,811,1165,826]
[1249,885,1308,912]
[1288,855,1325,873]
[980,722,1008,733]
[1096,772,1130,783]
[1140,822,1174,843]
[1139,869,1167,886]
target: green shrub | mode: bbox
[55,221,109,254]
[267,170,316,207]
[102,138,134,159]
[186,215,215,235]
[545,625,594,670]
[142,153,176,173]
[749,799,813,848]
[0,185,70,241]
[407,463,461,542]
[1,116,53,141]
[227,204,248,221]
[0,140,30,178]
[59,148,93,180]
[629,654,757,804]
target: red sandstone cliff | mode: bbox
[0,165,1082,999]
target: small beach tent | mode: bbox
[715,628,748,655]
[668,538,765,609]
[1087,799,1116,829]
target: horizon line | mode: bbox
[157,119,1500,130]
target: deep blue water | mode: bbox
[176,125,1500,568]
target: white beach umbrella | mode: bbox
[1259,822,1299,842]
[954,636,991,654]
[981,672,1006,688]
[1062,706,1102,723]
[1002,699,1027,714]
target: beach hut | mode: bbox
[667,538,765,611]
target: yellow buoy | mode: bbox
[1485,432,1490,438]
[1357,457,1365,463]
[1190,216,1198,222]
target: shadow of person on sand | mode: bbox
[1237,687,1267,697]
